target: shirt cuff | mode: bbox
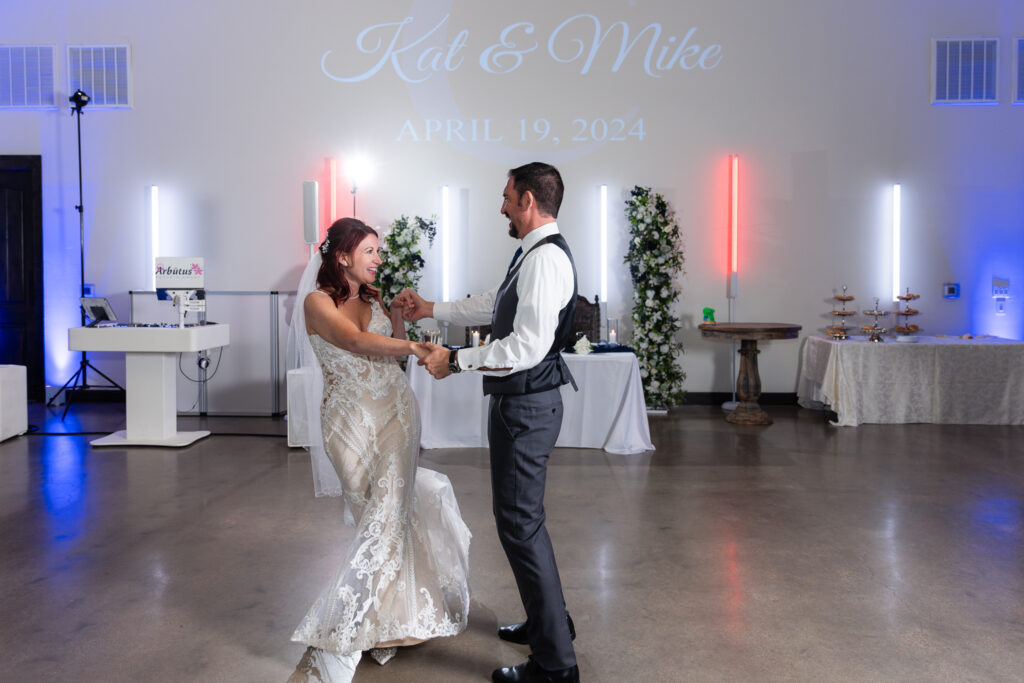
[433,301,453,322]
[457,346,482,371]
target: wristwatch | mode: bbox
[448,349,461,374]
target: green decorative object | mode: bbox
[375,214,436,342]
[624,186,686,408]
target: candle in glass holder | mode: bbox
[609,329,617,344]
[471,330,480,346]
[607,318,618,344]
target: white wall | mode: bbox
[3,0,1023,396]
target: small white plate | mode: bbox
[895,335,919,343]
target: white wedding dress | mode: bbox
[290,299,471,672]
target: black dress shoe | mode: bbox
[498,614,576,645]
[492,657,579,683]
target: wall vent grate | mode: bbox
[0,45,56,108]
[933,38,998,104]
[67,45,131,108]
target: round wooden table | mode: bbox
[698,322,802,425]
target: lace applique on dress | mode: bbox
[291,300,472,659]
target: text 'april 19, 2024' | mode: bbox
[395,117,647,144]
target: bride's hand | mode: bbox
[411,342,434,361]
[416,342,452,378]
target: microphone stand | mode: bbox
[47,89,125,419]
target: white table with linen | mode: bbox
[407,352,655,454]
[797,335,1024,426]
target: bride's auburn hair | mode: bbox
[316,218,379,306]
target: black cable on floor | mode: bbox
[27,431,108,436]
[205,433,288,438]
[24,431,287,438]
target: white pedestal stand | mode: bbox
[69,324,230,447]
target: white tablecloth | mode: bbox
[797,335,1024,426]
[407,352,655,454]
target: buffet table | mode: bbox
[407,352,655,454]
[797,335,1024,426]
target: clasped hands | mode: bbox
[396,289,452,380]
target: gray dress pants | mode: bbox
[488,388,576,671]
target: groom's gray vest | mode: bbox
[482,234,578,397]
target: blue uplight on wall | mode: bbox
[43,235,82,384]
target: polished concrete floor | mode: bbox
[1,401,1022,682]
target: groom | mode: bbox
[395,162,579,683]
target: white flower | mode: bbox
[660,344,669,352]
[573,335,593,355]
[645,299,655,308]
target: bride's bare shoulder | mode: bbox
[305,290,333,305]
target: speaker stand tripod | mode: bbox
[46,89,125,419]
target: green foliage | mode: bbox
[375,215,436,342]
[624,186,686,407]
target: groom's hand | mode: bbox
[419,342,451,379]
[394,288,433,322]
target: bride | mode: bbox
[287,217,471,681]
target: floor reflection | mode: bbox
[40,437,87,521]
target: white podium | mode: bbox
[69,324,230,447]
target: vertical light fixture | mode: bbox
[600,184,608,302]
[329,158,338,222]
[891,183,901,302]
[147,185,159,289]
[728,154,739,302]
[441,184,450,302]
[725,155,739,411]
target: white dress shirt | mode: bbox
[433,222,574,376]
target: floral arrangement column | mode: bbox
[624,186,686,408]
[375,215,436,341]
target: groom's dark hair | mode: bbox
[509,162,563,219]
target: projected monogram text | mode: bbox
[321,14,723,84]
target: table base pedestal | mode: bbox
[725,339,772,425]
[699,323,801,428]
[725,403,771,425]
[91,429,211,448]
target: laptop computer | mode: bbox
[80,297,117,326]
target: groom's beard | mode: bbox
[505,214,517,238]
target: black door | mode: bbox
[0,155,44,401]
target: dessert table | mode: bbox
[797,335,1024,426]
[698,322,802,425]
[406,352,655,454]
